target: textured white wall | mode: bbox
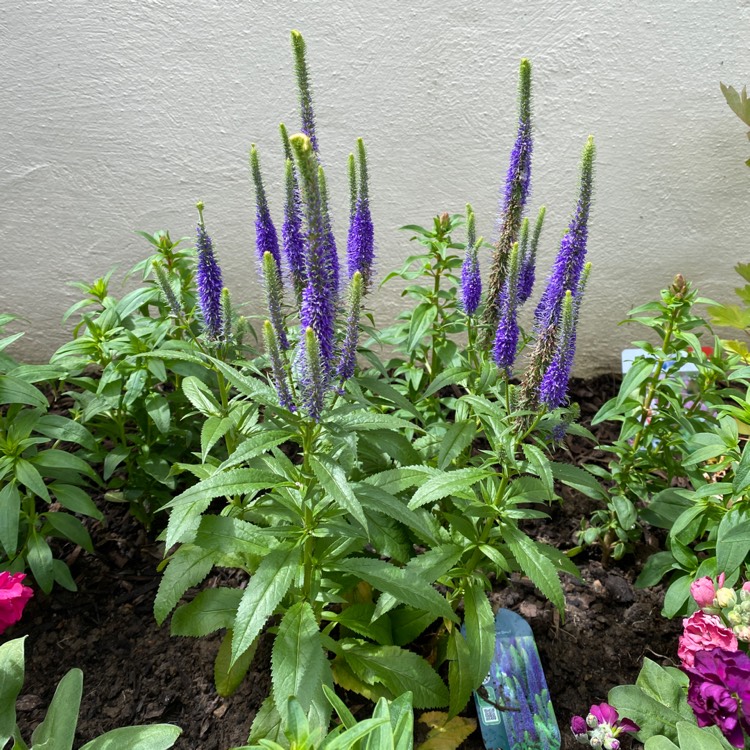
[2,0,749,373]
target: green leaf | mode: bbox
[326,719,391,750]
[716,513,750,575]
[215,629,257,697]
[247,694,284,746]
[332,411,421,433]
[231,546,301,664]
[342,642,448,709]
[502,525,565,614]
[421,367,472,401]
[34,414,96,451]
[676,721,733,750]
[15,459,49,502]
[364,466,439,496]
[323,603,393,646]
[153,545,215,625]
[522,444,553,497]
[182,376,222,417]
[44,512,94,552]
[218,430,292,471]
[333,558,458,623]
[0,638,25,746]
[406,303,438,351]
[0,483,20,556]
[635,551,676,588]
[193,515,274,559]
[616,356,654,407]
[408,468,493,510]
[358,375,422,421]
[272,602,332,736]
[734,440,750,492]
[205,357,281,408]
[310,455,368,531]
[447,629,474,719]
[171,588,243,638]
[662,574,693,619]
[30,668,82,750]
[26,532,54,594]
[549,462,606,500]
[644,737,680,750]
[613,495,638,530]
[636,657,690,711]
[200,416,232,461]
[355,484,437,545]
[438,422,476,470]
[32,448,97,479]
[463,580,494,687]
[50,483,103,520]
[0,376,48,408]
[145,394,171,435]
[163,468,282,548]
[78,725,182,750]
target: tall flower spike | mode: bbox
[282,153,307,302]
[298,326,326,421]
[337,271,363,387]
[220,287,233,343]
[250,145,282,272]
[263,320,295,411]
[493,241,522,372]
[152,260,182,318]
[518,205,545,305]
[262,251,290,350]
[482,59,533,344]
[195,201,224,340]
[535,136,595,329]
[461,204,482,315]
[317,165,340,297]
[291,30,319,154]
[289,133,336,372]
[346,138,375,291]
[539,262,591,409]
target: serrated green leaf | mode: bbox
[144,393,171,435]
[502,525,565,614]
[311,455,368,531]
[408,468,492,510]
[218,430,292,471]
[215,628,257,697]
[171,587,243,637]
[272,602,332,736]
[438,422,476,470]
[522,444,553,497]
[30,668,82,750]
[78,725,182,750]
[247,694,285,746]
[201,416,232,461]
[463,580,493,687]
[549,462,606,500]
[447,629,473,719]
[421,367,472,400]
[182,376,222,417]
[342,643,448,709]
[364,466,439,496]
[154,545,215,625]
[334,558,458,623]
[355,484,437,545]
[231,546,301,664]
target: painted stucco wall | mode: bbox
[3,0,749,373]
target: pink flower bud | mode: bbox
[690,576,717,609]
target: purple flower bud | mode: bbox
[263,320,295,411]
[483,59,532,343]
[347,139,375,292]
[250,145,282,272]
[336,271,363,387]
[296,326,326,421]
[152,260,182,318]
[195,203,223,340]
[281,152,307,302]
[518,205,545,305]
[461,204,482,315]
[318,166,340,298]
[493,242,521,372]
[262,251,289,350]
[570,714,589,743]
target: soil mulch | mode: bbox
[13,374,682,750]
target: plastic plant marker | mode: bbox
[472,608,560,750]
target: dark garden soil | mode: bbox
[13,374,681,750]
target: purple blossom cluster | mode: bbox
[570,703,639,749]
[195,203,224,341]
[460,205,481,316]
[347,139,375,291]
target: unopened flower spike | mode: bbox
[282,155,307,302]
[152,260,182,318]
[297,326,326,421]
[317,165,340,296]
[536,136,595,329]
[263,320,295,411]
[539,262,591,409]
[289,133,336,372]
[291,30,319,154]
[347,138,375,291]
[337,271,363,387]
[279,122,294,163]
[220,287,233,343]
[461,204,482,316]
[518,204,545,304]
[493,241,522,372]
[262,251,289,350]
[195,201,224,340]
[250,144,282,272]
[483,58,533,343]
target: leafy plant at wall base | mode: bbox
[0,372,101,593]
[720,82,750,167]
[0,637,181,749]
[707,262,750,361]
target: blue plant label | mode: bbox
[472,608,560,750]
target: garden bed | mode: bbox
[11,374,682,750]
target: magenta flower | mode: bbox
[0,572,33,633]
[572,702,639,748]
[678,611,739,668]
[692,576,719,609]
[684,648,750,748]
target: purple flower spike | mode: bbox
[518,205,545,305]
[535,137,594,330]
[291,31,319,154]
[263,320,295,411]
[347,139,375,291]
[482,59,533,343]
[318,166,340,298]
[493,242,521,372]
[195,202,224,340]
[281,148,307,302]
[461,204,482,316]
[296,326,326,421]
[262,251,289,350]
[289,134,336,373]
[336,271,363,387]
[250,145,282,272]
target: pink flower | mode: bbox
[742,581,750,593]
[678,611,738,668]
[0,572,33,633]
[691,576,718,609]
